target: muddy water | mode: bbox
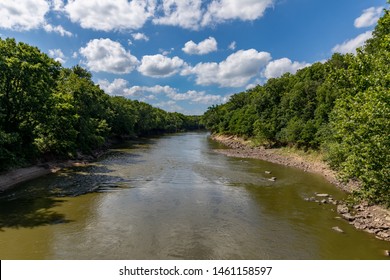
[0,132,388,259]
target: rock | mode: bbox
[342,213,356,221]
[377,232,390,239]
[268,177,277,182]
[385,250,390,257]
[316,193,330,197]
[337,204,349,214]
[332,226,344,233]
[321,199,327,204]
[265,171,272,174]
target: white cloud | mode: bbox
[332,31,373,54]
[0,0,49,31]
[138,54,186,78]
[48,48,66,64]
[167,90,224,104]
[132,32,149,41]
[228,41,237,50]
[354,7,383,28]
[50,0,64,11]
[0,0,73,36]
[99,79,175,97]
[79,38,139,74]
[98,78,130,96]
[64,0,155,31]
[99,79,224,106]
[183,49,271,87]
[160,48,175,56]
[182,37,218,55]
[154,100,184,113]
[153,0,203,30]
[202,0,274,26]
[263,58,310,79]
[43,23,72,36]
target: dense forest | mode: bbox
[202,9,390,207]
[0,38,201,171]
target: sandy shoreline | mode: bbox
[211,134,390,243]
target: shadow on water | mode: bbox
[0,162,136,231]
[0,197,71,231]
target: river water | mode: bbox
[0,132,388,259]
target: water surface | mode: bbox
[0,132,388,259]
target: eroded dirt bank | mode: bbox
[0,160,88,193]
[211,134,390,243]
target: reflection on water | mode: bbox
[0,132,388,259]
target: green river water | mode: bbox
[0,132,388,259]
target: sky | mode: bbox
[0,0,387,115]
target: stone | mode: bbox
[316,193,330,197]
[332,226,344,233]
[265,171,272,174]
[337,205,349,214]
[268,177,277,182]
[377,232,390,238]
[342,213,356,221]
[384,250,390,257]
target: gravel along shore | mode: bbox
[211,134,390,243]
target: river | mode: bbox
[0,132,388,259]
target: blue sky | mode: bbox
[0,0,387,115]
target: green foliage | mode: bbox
[0,38,61,164]
[202,8,390,206]
[328,88,389,206]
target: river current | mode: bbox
[0,132,388,259]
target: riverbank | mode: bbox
[211,134,390,243]
[0,160,90,193]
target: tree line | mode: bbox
[202,9,390,207]
[0,38,201,171]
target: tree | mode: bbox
[0,38,60,164]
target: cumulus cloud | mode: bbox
[43,23,72,36]
[99,79,224,105]
[64,0,155,31]
[332,31,373,54]
[98,78,130,96]
[0,0,73,36]
[183,49,271,87]
[354,7,383,28]
[50,0,65,11]
[153,0,203,30]
[131,32,149,41]
[2,0,275,34]
[138,54,186,78]
[154,100,185,113]
[202,0,274,26]
[263,58,310,79]
[167,90,224,104]
[79,38,139,74]
[182,37,218,55]
[48,49,66,64]
[0,0,49,31]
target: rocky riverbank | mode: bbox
[211,134,390,243]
